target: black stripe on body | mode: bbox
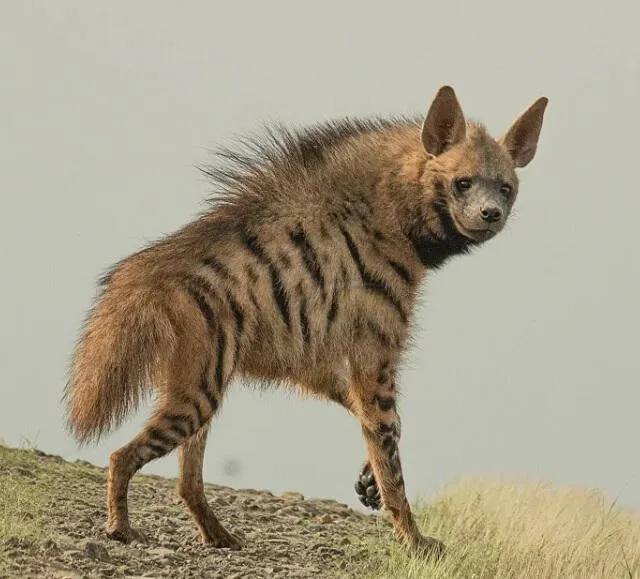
[338,226,408,324]
[290,228,327,300]
[199,260,245,363]
[184,278,217,336]
[215,326,227,389]
[299,294,310,344]
[327,285,339,331]
[203,256,238,284]
[200,367,218,412]
[387,259,412,284]
[243,233,291,329]
[227,294,245,361]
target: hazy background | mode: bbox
[1,1,638,512]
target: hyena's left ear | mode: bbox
[421,85,467,157]
[499,96,549,168]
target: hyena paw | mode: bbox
[411,534,445,560]
[106,523,147,544]
[354,462,382,510]
[202,528,244,550]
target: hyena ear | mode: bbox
[421,85,467,157]
[499,96,549,168]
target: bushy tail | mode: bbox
[64,283,177,444]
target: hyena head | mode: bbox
[420,86,548,243]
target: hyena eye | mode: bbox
[500,183,512,196]
[454,178,472,193]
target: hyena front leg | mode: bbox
[354,363,400,511]
[177,421,242,549]
[299,367,383,510]
[350,368,444,559]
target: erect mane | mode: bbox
[197,114,422,207]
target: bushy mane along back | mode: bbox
[197,115,422,208]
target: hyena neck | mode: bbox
[385,148,475,271]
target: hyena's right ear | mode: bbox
[421,85,467,157]
[499,96,549,168]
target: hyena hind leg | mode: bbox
[106,365,223,544]
[176,421,242,549]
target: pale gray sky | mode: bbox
[1,1,639,512]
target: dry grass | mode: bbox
[362,477,640,579]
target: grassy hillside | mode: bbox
[362,477,640,578]
[1,443,639,578]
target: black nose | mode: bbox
[480,206,502,223]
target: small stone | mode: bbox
[319,514,333,524]
[281,492,304,501]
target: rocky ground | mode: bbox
[0,446,391,579]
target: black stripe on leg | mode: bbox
[289,227,327,301]
[193,400,207,428]
[148,427,176,447]
[378,422,399,437]
[374,395,396,412]
[382,435,396,452]
[338,226,408,324]
[147,443,168,459]
[164,413,193,439]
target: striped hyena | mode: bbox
[64,86,548,558]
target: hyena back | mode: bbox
[64,86,548,557]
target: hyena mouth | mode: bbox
[450,212,499,242]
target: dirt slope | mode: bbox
[0,445,389,579]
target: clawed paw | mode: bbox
[106,523,147,544]
[354,462,382,510]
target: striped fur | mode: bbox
[63,86,548,556]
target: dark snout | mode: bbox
[480,204,503,223]
[451,188,511,241]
